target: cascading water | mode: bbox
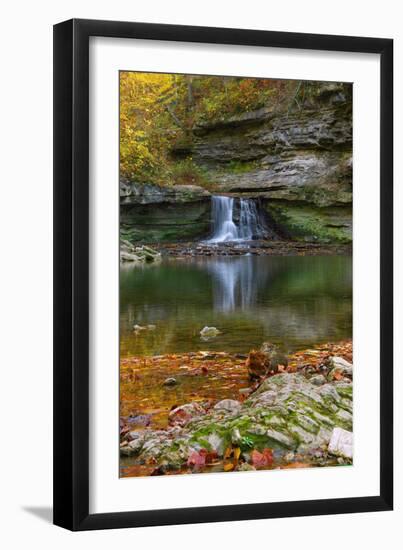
[208,195,268,243]
[239,199,267,240]
[208,196,239,242]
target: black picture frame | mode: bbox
[53,18,393,531]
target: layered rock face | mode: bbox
[121,84,352,244]
[188,83,352,243]
[120,180,211,242]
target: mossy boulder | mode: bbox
[121,372,353,468]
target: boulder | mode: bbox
[327,356,353,381]
[168,402,206,427]
[120,240,161,263]
[213,399,241,414]
[328,427,353,459]
[131,372,353,470]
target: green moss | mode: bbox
[120,199,211,243]
[224,160,259,174]
[170,158,213,189]
[265,201,352,243]
[335,384,353,399]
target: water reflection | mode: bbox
[120,255,352,356]
[205,257,251,312]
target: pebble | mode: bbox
[163,377,178,386]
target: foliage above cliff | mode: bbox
[120,72,350,186]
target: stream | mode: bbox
[120,254,352,357]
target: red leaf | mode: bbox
[187,450,206,467]
[250,448,273,467]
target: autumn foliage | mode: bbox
[120,72,298,186]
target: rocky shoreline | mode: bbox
[120,341,353,477]
[155,240,352,258]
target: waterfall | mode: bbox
[208,195,267,243]
[208,196,239,242]
[239,199,266,240]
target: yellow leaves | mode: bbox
[223,446,241,472]
[224,447,232,459]
[120,72,177,181]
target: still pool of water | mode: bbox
[120,255,352,357]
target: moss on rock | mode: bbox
[121,372,353,470]
[264,201,352,243]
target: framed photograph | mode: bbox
[53,19,393,530]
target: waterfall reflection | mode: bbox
[120,255,352,356]
[196,256,276,313]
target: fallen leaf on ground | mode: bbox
[187,450,206,467]
[250,448,273,467]
[224,447,232,459]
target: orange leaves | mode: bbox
[250,448,273,468]
[224,447,232,460]
[223,446,242,472]
[287,339,352,374]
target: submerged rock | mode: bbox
[200,326,221,339]
[163,377,178,387]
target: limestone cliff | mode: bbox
[186,82,352,243]
[121,83,352,244]
[120,180,211,242]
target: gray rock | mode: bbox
[120,445,135,457]
[200,326,221,339]
[127,437,145,454]
[328,427,353,459]
[231,427,242,445]
[327,356,353,381]
[266,429,296,449]
[250,390,277,406]
[318,383,342,404]
[336,408,353,425]
[213,399,241,414]
[168,402,205,426]
[207,432,225,456]
[120,181,211,205]
[131,372,354,469]
[310,374,327,386]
